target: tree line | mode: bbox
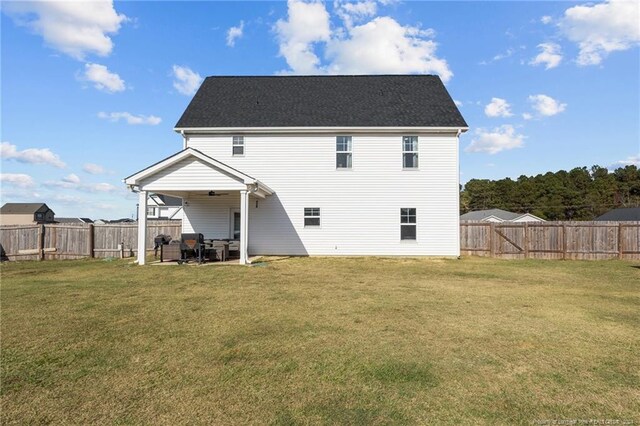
[460,165,640,220]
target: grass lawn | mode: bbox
[1,256,639,425]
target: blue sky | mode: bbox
[1,0,639,219]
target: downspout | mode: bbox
[181,130,187,150]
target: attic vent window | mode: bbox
[232,136,244,156]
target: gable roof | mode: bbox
[125,148,258,185]
[124,148,274,197]
[460,209,521,221]
[175,75,468,129]
[0,203,52,215]
[595,207,640,221]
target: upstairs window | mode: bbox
[304,208,321,227]
[403,136,418,169]
[35,212,44,221]
[232,136,244,156]
[400,208,417,240]
[147,207,157,216]
[336,136,352,169]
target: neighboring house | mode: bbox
[56,217,94,224]
[147,193,183,220]
[125,75,468,264]
[0,203,55,225]
[461,208,545,223]
[94,218,135,224]
[595,207,640,221]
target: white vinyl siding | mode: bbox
[182,193,240,239]
[139,157,246,191]
[186,133,460,256]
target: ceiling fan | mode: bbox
[208,191,229,197]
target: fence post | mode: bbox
[38,224,45,261]
[562,224,567,260]
[88,224,95,258]
[489,223,495,257]
[523,223,529,259]
[618,223,623,260]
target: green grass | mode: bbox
[1,257,639,425]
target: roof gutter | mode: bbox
[174,126,469,135]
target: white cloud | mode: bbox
[530,42,562,69]
[0,142,66,168]
[43,178,119,193]
[98,111,161,125]
[541,15,553,25]
[454,99,463,107]
[0,173,36,188]
[83,163,106,175]
[614,154,640,167]
[325,17,451,80]
[82,63,125,93]
[275,0,331,74]
[465,125,525,155]
[522,112,533,120]
[334,0,378,28]
[88,183,118,193]
[274,0,452,81]
[52,194,84,204]
[42,179,76,189]
[62,173,81,184]
[172,65,203,96]
[3,0,127,60]
[528,94,567,117]
[226,21,244,47]
[484,97,513,118]
[560,0,640,66]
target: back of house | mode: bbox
[126,75,467,262]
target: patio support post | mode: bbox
[137,190,148,265]
[240,189,249,264]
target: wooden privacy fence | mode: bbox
[0,221,181,261]
[2,220,639,261]
[461,221,640,260]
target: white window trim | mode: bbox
[336,136,353,170]
[304,207,321,228]
[400,207,418,242]
[232,136,245,157]
[402,136,419,170]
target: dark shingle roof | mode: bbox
[175,75,467,129]
[595,207,640,221]
[0,203,51,214]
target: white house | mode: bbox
[125,75,468,264]
[147,193,183,220]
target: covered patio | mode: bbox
[124,148,274,265]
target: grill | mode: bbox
[153,234,172,258]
